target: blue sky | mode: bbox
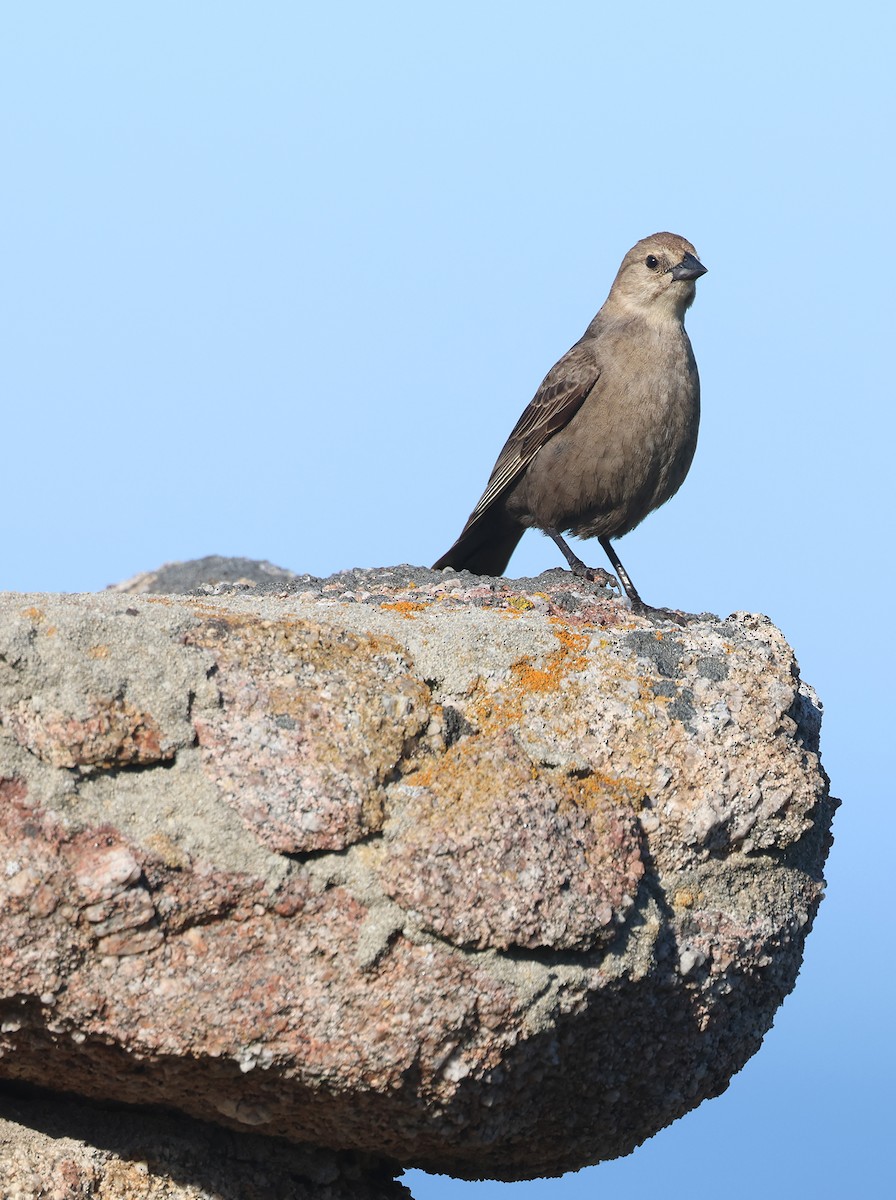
[1,4,892,1197]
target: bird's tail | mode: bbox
[432,509,525,576]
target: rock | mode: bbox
[107,555,299,595]
[0,1087,411,1199]
[0,565,836,1188]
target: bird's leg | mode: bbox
[597,537,644,607]
[598,536,689,626]
[547,531,617,590]
[548,531,689,624]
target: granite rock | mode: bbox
[0,565,836,1187]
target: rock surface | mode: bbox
[0,1086,410,1200]
[0,564,835,1188]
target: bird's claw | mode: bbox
[629,601,692,627]
[584,566,619,590]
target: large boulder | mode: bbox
[0,566,835,1190]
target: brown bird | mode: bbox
[432,232,706,617]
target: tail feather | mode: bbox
[433,509,525,576]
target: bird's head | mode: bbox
[608,233,707,322]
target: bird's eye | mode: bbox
[645,255,659,270]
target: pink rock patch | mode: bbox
[186,614,431,853]
[381,733,645,951]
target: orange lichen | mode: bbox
[380,601,430,619]
[578,768,646,812]
[179,604,417,669]
[460,619,594,735]
[401,733,532,825]
[509,622,590,696]
[405,760,436,789]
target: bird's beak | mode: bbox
[670,252,707,281]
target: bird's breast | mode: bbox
[511,324,700,539]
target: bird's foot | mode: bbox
[628,600,692,627]
[550,541,618,592]
[576,564,618,590]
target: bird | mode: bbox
[432,232,707,618]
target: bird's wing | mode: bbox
[465,345,601,526]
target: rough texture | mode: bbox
[108,555,300,596]
[0,1086,410,1200]
[185,613,430,853]
[0,564,836,1188]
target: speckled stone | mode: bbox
[0,568,836,1185]
[381,731,644,951]
[0,1087,410,1200]
[184,612,431,853]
